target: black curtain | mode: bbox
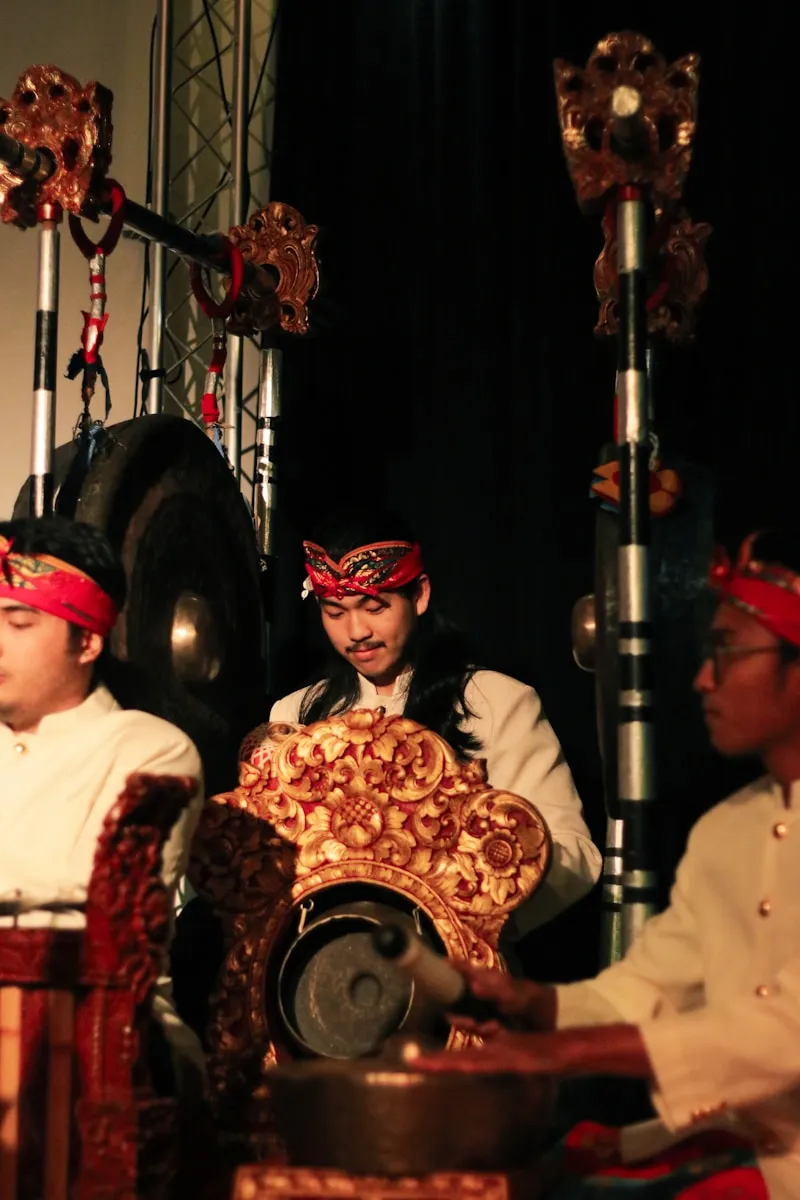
[266,1,796,978]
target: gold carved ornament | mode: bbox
[226,201,320,338]
[554,31,710,344]
[189,708,551,1092]
[0,65,113,227]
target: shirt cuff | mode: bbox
[639,1013,733,1132]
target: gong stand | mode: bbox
[0,64,320,532]
[555,33,711,962]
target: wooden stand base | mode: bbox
[232,1165,516,1200]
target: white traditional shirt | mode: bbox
[0,685,205,1078]
[556,775,800,1200]
[270,668,601,935]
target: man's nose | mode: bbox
[346,611,372,642]
[693,656,715,693]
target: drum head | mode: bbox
[14,415,267,794]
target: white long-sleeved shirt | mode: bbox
[0,685,205,1078]
[269,668,601,935]
[556,775,800,1200]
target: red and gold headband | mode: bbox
[302,539,425,600]
[0,535,118,637]
[709,533,800,647]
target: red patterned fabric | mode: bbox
[303,539,425,599]
[710,532,800,647]
[552,1122,767,1197]
[0,536,117,637]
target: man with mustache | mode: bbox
[269,510,601,936]
[417,527,800,1199]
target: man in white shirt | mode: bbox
[0,516,205,1091]
[417,527,800,1199]
[269,511,601,937]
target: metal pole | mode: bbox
[145,0,173,415]
[255,343,281,692]
[616,184,658,951]
[227,0,252,480]
[29,205,61,517]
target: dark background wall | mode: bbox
[266,1,795,978]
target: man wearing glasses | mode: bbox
[417,528,800,1199]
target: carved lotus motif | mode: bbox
[193,708,551,939]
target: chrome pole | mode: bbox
[226,0,252,479]
[145,0,173,415]
[616,186,658,951]
[29,205,62,517]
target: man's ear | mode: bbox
[414,574,431,617]
[77,630,104,667]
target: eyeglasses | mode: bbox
[701,643,782,685]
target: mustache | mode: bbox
[347,642,384,654]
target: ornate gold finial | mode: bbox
[227,201,320,337]
[554,31,700,210]
[0,65,113,227]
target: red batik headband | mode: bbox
[0,536,118,637]
[302,539,425,600]
[709,533,800,647]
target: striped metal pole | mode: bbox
[254,341,281,693]
[616,184,658,950]
[28,204,61,518]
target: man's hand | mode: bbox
[414,1024,654,1081]
[416,1031,563,1074]
[446,964,557,1035]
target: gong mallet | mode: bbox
[372,922,511,1026]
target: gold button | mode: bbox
[13,742,27,755]
[755,984,770,997]
[773,822,789,839]
[759,899,772,917]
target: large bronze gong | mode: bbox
[14,414,267,795]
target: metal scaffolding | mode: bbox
[146,0,280,491]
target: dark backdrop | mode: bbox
[265,0,796,978]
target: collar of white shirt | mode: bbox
[355,665,413,707]
[0,685,119,747]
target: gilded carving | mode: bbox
[554,31,699,209]
[190,709,551,1104]
[227,201,320,337]
[0,65,113,227]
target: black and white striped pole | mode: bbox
[615,183,658,948]
[29,202,62,518]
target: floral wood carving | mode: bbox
[0,64,113,228]
[227,201,320,338]
[84,772,198,1005]
[554,31,699,210]
[0,771,195,1200]
[190,709,551,1099]
[593,202,712,342]
[199,709,550,941]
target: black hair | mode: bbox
[0,516,126,686]
[746,528,800,665]
[298,509,481,758]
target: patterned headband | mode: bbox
[709,532,800,648]
[0,535,118,637]
[302,539,425,600]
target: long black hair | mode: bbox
[298,510,481,758]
